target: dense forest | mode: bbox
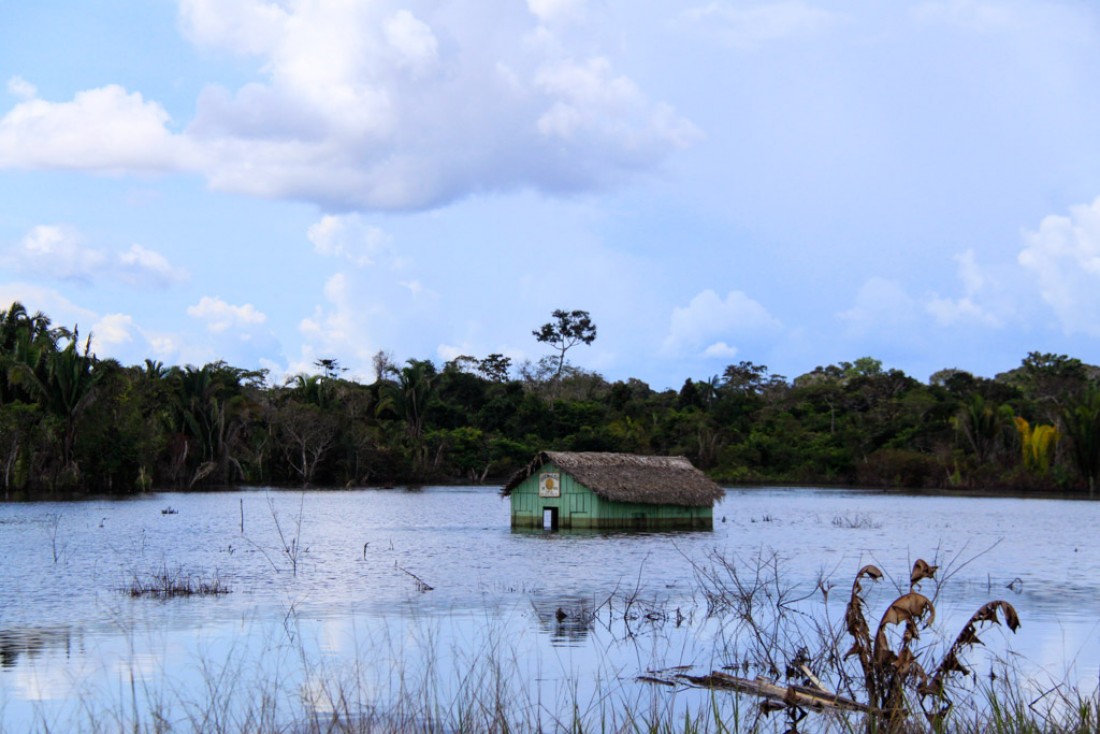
[3,301,1100,499]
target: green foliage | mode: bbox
[1062,387,1100,493]
[5,301,1100,496]
[532,308,597,378]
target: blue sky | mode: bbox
[3,0,1100,389]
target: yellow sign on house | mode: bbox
[538,472,561,497]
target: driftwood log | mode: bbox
[639,668,870,715]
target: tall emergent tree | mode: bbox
[533,309,597,378]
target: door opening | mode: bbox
[542,507,559,531]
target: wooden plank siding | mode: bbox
[508,461,714,530]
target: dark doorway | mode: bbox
[542,507,559,531]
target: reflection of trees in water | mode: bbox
[532,592,690,646]
[0,627,76,668]
[532,596,597,645]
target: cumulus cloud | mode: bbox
[297,272,381,379]
[534,57,700,156]
[187,296,267,333]
[1019,196,1100,336]
[92,313,136,347]
[2,225,187,286]
[3,225,107,282]
[702,341,739,359]
[307,214,392,267]
[182,0,699,209]
[924,250,1003,327]
[662,289,782,356]
[0,285,152,363]
[0,2,697,211]
[6,76,36,100]
[683,1,836,49]
[0,85,190,172]
[116,244,189,286]
[0,283,97,331]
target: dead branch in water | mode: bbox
[397,564,433,592]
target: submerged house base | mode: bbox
[501,451,724,531]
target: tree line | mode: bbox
[3,301,1100,498]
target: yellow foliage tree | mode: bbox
[1014,416,1060,474]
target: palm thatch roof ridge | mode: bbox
[501,451,723,507]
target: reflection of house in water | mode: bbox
[502,451,723,530]
[531,596,597,646]
[0,627,76,668]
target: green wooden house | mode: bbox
[501,451,723,530]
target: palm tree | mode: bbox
[165,362,256,487]
[953,394,1012,465]
[7,329,109,488]
[377,359,438,475]
[1063,388,1100,495]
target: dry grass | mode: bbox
[127,565,230,599]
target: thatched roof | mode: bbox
[501,451,723,507]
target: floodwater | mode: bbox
[1,486,1098,731]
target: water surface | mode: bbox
[1,486,1097,731]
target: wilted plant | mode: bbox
[834,557,1019,731]
[657,553,1020,733]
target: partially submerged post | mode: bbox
[501,451,723,530]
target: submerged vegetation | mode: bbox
[4,301,1100,496]
[127,565,230,599]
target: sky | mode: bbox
[3,0,1100,390]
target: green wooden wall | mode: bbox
[508,462,713,530]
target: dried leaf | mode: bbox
[910,559,938,588]
[858,564,884,581]
[880,592,935,628]
[938,651,969,676]
[873,630,896,666]
[955,625,982,647]
[969,600,1021,632]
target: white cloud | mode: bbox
[924,250,1002,327]
[0,2,696,212]
[527,0,586,25]
[0,287,155,364]
[838,277,919,336]
[4,225,107,282]
[1019,196,1100,336]
[187,296,267,333]
[177,0,288,55]
[6,76,36,100]
[535,57,701,152]
[2,225,186,287]
[662,289,782,356]
[383,10,440,75]
[92,313,136,346]
[307,215,391,267]
[0,283,97,331]
[684,1,836,49]
[297,272,380,380]
[399,279,434,298]
[117,244,188,286]
[0,85,189,172]
[702,341,739,359]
